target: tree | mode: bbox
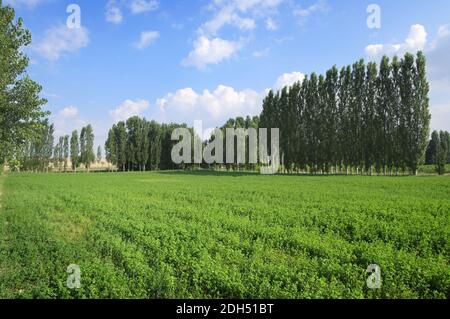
[116,122,127,171]
[0,3,48,167]
[18,119,53,172]
[43,123,54,172]
[105,128,117,170]
[426,131,439,165]
[70,130,80,172]
[376,56,393,174]
[436,131,448,175]
[409,52,431,175]
[80,127,86,168]
[97,145,102,164]
[84,124,95,171]
[147,121,162,171]
[54,136,64,172]
[63,135,69,172]
[363,62,377,175]
[443,131,450,164]
[79,125,95,171]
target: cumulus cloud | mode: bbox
[109,99,150,122]
[105,1,123,24]
[130,0,159,14]
[134,31,160,49]
[182,36,242,70]
[34,25,89,61]
[154,85,265,128]
[365,24,428,58]
[274,71,305,90]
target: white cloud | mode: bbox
[109,99,150,122]
[51,106,87,139]
[106,1,123,24]
[34,25,89,61]
[130,0,159,14]
[151,69,306,129]
[201,6,256,36]
[58,106,78,119]
[154,85,264,128]
[200,0,282,36]
[185,0,284,68]
[365,24,428,57]
[294,0,327,17]
[134,31,160,49]
[182,36,242,70]
[274,71,305,90]
[266,17,278,31]
[293,0,328,24]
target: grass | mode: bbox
[0,171,449,299]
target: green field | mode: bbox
[0,172,449,299]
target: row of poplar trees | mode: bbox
[260,52,431,175]
[18,123,98,172]
[105,117,192,171]
[104,115,261,172]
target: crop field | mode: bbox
[0,172,449,299]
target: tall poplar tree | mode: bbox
[70,130,80,172]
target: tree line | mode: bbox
[425,130,450,175]
[105,117,194,171]
[14,123,100,172]
[260,52,431,175]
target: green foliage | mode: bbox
[80,125,95,171]
[0,3,49,164]
[260,52,431,175]
[436,131,449,175]
[17,120,54,172]
[0,172,448,299]
[105,119,191,172]
[97,146,102,163]
[70,130,80,172]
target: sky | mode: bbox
[5,0,450,150]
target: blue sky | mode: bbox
[6,0,450,149]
